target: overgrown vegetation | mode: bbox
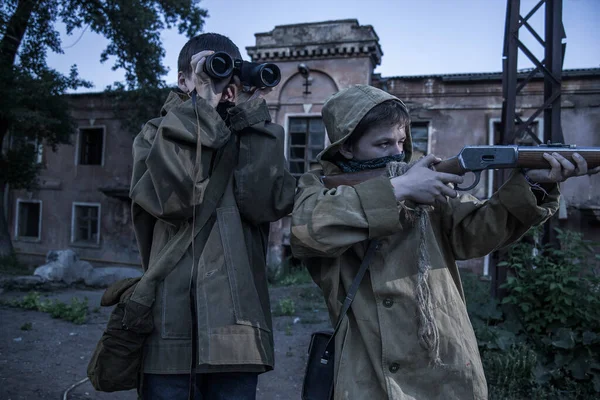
[0,252,32,275]
[269,257,313,287]
[273,298,296,316]
[2,291,88,324]
[463,228,600,399]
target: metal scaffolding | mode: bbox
[501,0,566,145]
[493,0,566,296]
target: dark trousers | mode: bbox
[142,372,259,400]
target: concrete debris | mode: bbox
[26,249,142,288]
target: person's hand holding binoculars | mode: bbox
[189,50,281,107]
[189,50,233,108]
[233,75,273,104]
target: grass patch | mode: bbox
[20,322,32,331]
[271,265,313,287]
[273,298,296,316]
[2,291,88,324]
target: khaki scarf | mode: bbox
[387,161,443,368]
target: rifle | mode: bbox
[321,144,600,191]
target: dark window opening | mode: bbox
[17,202,41,239]
[79,128,104,165]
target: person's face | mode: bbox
[340,123,406,161]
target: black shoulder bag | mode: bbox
[301,240,379,400]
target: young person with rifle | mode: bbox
[291,84,599,400]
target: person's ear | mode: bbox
[339,142,354,160]
[177,71,191,93]
[220,83,237,103]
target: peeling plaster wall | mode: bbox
[7,19,600,271]
[8,94,139,268]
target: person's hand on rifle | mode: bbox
[524,152,600,183]
[390,154,464,205]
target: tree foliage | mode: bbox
[0,0,208,255]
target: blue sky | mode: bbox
[45,0,600,93]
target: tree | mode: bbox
[0,0,207,257]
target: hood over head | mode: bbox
[318,85,413,169]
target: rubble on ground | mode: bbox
[0,249,142,290]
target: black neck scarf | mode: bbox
[334,153,406,173]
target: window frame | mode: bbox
[409,121,431,158]
[14,199,42,241]
[71,202,102,246]
[284,114,328,178]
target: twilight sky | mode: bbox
[45,0,600,93]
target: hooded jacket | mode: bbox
[129,91,296,374]
[291,85,559,399]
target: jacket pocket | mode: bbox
[217,206,270,332]
[160,253,193,339]
[158,222,193,339]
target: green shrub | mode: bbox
[269,257,313,287]
[273,298,295,316]
[500,228,600,395]
[462,228,600,398]
[4,292,89,324]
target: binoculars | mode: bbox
[203,52,281,88]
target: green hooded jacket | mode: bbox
[129,91,296,374]
[291,85,559,399]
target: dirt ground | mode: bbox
[0,280,330,400]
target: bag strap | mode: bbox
[188,133,239,400]
[321,239,379,364]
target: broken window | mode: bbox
[10,135,43,164]
[78,127,104,165]
[288,117,326,178]
[72,203,100,244]
[16,200,41,240]
[410,122,429,160]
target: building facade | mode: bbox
[6,19,600,274]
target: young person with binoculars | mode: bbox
[128,33,296,400]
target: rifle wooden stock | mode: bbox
[516,147,600,169]
[321,145,600,189]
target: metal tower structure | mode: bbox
[501,0,566,145]
[492,0,566,296]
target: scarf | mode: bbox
[334,153,406,173]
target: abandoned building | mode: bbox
[6,19,600,276]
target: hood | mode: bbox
[158,90,231,149]
[318,85,413,168]
[160,91,190,116]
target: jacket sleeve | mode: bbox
[129,122,160,270]
[440,171,560,260]
[290,171,402,258]
[228,99,297,224]
[129,97,230,223]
